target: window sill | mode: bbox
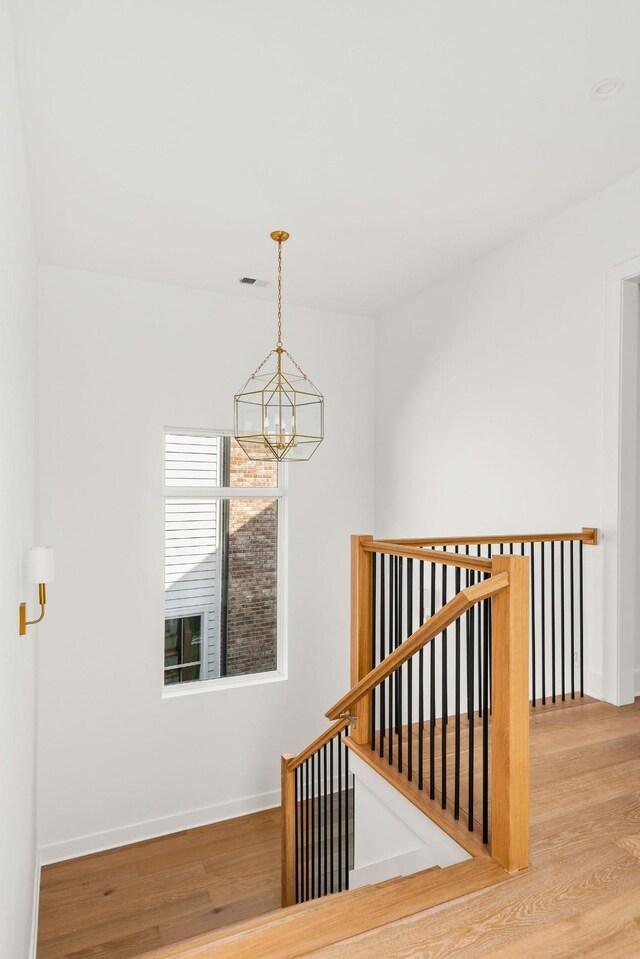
[161,669,287,699]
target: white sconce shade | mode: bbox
[27,546,55,584]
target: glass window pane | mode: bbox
[164,618,180,666]
[165,434,221,488]
[179,664,201,684]
[181,615,201,664]
[228,437,278,488]
[223,498,278,677]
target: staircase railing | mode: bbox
[372,529,598,706]
[281,528,598,908]
[281,719,354,907]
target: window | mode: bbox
[163,430,283,688]
[164,613,203,684]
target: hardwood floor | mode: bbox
[36,808,282,958]
[37,698,640,959]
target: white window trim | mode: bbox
[162,426,288,698]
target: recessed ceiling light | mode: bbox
[590,77,624,100]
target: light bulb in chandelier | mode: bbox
[234,231,324,462]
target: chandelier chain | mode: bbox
[246,233,309,380]
[277,241,282,347]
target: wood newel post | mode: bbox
[490,555,530,873]
[350,535,374,745]
[281,754,296,907]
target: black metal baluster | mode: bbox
[570,540,575,699]
[316,748,322,899]
[441,557,448,808]
[418,560,424,790]
[477,545,483,719]
[311,752,316,899]
[579,540,584,698]
[465,546,471,721]
[531,541,536,707]
[320,747,324,897]
[397,557,403,773]
[344,739,350,890]
[407,558,413,782]
[467,562,475,831]
[301,760,309,902]
[329,738,334,894]
[379,555,386,758]
[319,748,324,898]
[388,555,394,766]
[561,540,566,701]
[454,552,461,820]
[430,560,436,800]
[551,541,556,703]
[482,597,490,843]
[487,546,492,716]
[323,744,328,896]
[317,750,322,898]
[337,732,342,893]
[371,554,376,751]
[541,541,546,706]
[295,766,300,902]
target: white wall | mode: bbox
[37,266,375,859]
[0,1,38,954]
[349,754,467,890]
[375,166,640,700]
[636,299,640,696]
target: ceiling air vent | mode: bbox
[239,277,269,288]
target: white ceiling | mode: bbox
[11,0,640,317]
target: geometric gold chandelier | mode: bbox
[234,231,324,462]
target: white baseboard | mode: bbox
[39,789,280,865]
[636,669,640,698]
[29,848,41,959]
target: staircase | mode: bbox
[143,527,598,959]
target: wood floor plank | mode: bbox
[473,885,640,959]
[529,733,640,786]
[41,810,280,888]
[39,863,212,940]
[530,790,640,865]
[158,889,282,947]
[530,757,640,823]
[62,925,162,959]
[37,894,212,959]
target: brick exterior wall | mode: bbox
[224,442,278,676]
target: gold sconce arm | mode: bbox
[20,583,47,636]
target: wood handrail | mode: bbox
[326,571,509,721]
[374,526,599,548]
[286,717,351,771]
[361,541,492,571]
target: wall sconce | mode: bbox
[20,547,55,636]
